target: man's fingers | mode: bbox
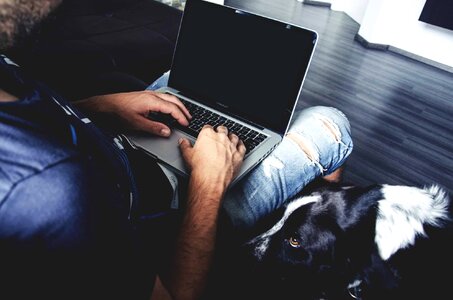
[237,140,247,156]
[160,103,190,126]
[200,124,214,133]
[216,125,228,134]
[147,95,190,126]
[178,138,193,160]
[228,133,239,146]
[136,117,172,137]
[155,92,192,120]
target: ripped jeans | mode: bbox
[148,72,353,231]
[222,106,353,231]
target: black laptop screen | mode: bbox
[169,0,317,134]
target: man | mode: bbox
[0,1,353,299]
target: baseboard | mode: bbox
[302,3,453,74]
[355,33,453,73]
[388,46,453,73]
[302,0,331,8]
[354,34,389,51]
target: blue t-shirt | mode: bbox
[0,56,157,299]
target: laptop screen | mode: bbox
[169,0,317,134]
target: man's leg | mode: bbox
[146,73,353,233]
[222,106,353,232]
[147,71,170,91]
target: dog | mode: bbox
[247,180,453,300]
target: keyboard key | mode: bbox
[177,99,267,154]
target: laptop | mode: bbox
[124,0,318,186]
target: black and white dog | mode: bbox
[247,181,453,300]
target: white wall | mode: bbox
[331,0,370,24]
[308,0,453,69]
[205,0,224,4]
[312,0,372,24]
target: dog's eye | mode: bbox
[288,236,301,248]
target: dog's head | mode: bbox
[247,184,380,297]
[247,182,451,299]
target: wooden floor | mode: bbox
[226,0,453,195]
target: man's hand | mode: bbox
[161,125,245,300]
[74,91,191,137]
[179,125,246,192]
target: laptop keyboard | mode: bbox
[177,99,267,154]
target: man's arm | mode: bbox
[73,91,191,137]
[153,125,246,300]
[76,92,246,299]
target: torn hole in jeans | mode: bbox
[286,132,325,174]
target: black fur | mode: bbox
[246,180,453,300]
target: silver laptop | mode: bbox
[125,0,318,186]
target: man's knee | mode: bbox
[297,106,351,136]
[287,106,353,175]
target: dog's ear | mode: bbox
[310,215,355,299]
[310,211,350,267]
[322,213,350,261]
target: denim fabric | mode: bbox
[147,72,353,230]
[147,70,170,91]
[223,106,353,229]
[0,56,155,300]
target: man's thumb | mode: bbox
[178,138,192,154]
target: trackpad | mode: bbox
[126,131,193,162]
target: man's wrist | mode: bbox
[74,95,115,114]
[189,170,229,200]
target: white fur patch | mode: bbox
[375,184,449,260]
[1,55,19,67]
[248,195,321,260]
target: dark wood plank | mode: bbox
[226,0,453,194]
